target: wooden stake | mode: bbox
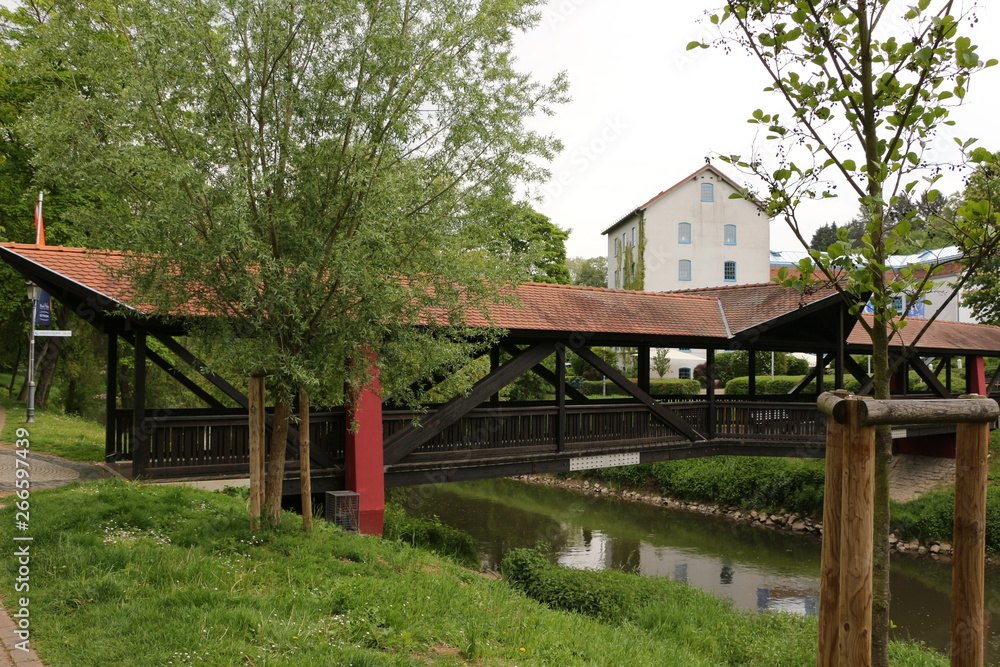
[248,375,266,531]
[951,416,989,666]
[817,391,849,667]
[299,388,313,533]
[839,397,875,667]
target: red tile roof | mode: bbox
[662,281,843,334]
[848,315,1000,355]
[1,243,134,304]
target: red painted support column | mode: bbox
[967,356,987,396]
[345,358,385,535]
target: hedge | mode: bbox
[579,378,701,396]
[724,375,807,395]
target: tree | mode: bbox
[809,222,839,251]
[567,256,607,287]
[652,349,670,378]
[498,204,571,284]
[11,0,566,525]
[697,2,999,663]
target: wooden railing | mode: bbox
[111,399,830,475]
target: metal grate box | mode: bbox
[325,491,360,532]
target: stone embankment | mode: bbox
[513,474,957,562]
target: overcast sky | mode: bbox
[512,1,1000,259]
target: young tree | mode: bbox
[9,0,566,525]
[652,348,671,379]
[695,2,999,662]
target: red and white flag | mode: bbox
[34,191,44,245]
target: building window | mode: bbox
[892,296,904,314]
[678,222,692,244]
[679,367,692,379]
[724,224,737,246]
[631,226,636,246]
[614,238,620,258]
[679,259,692,281]
[724,261,736,282]
[701,183,714,202]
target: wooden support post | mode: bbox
[839,396,875,667]
[835,306,845,390]
[637,345,650,395]
[346,356,384,535]
[556,344,567,451]
[951,401,989,667]
[490,346,500,407]
[105,330,118,463]
[817,390,849,667]
[299,388,313,532]
[131,328,149,478]
[816,354,826,394]
[706,348,716,440]
[748,351,757,397]
[947,358,953,395]
[248,375,266,531]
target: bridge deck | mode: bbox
[107,395,960,489]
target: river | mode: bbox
[399,477,1000,664]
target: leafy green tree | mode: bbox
[567,256,608,288]
[652,349,670,379]
[11,0,566,524]
[698,2,1000,661]
[498,204,570,284]
[809,223,839,252]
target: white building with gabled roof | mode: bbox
[602,163,772,292]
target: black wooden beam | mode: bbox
[500,341,588,401]
[987,360,1000,396]
[843,355,872,392]
[790,353,834,395]
[573,345,704,441]
[121,331,227,410]
[132,328,149,477]
[556,344,566,452]
[105,330,118,463]
[907,355,951,398]
[151,333,248,407]
[637,345,650,395]
[383,342,558,465]
[748,350,757,397]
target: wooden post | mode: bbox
[105,330,118,464]
[748,351,757,397]
[556,344,566,452]
[839,396,875,667]
[490,346,500,407]
[345,354,385,535]
[706,348,716,440]
[951,397,989,667]
[817,390,849,667]
[132,328,149,478]
[637,345,650,395]
[248,375,266,531]
[299,388,313,532]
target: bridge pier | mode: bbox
[346,362,385,535]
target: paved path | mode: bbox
[0,405,111,667]
[889,454,956,503]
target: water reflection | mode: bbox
[399,478,1000,664]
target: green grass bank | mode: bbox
[0,480,948,666]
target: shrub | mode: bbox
[724,375,807,395]
[578,379,700,396]
[383,505,479,567]
[502,548,653,621]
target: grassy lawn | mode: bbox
[0,480,948,666]
[0,395,104,462]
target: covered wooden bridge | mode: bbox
[4,243,1000,533]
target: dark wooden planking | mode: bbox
[383,342,558,465]
[573,345,703,441]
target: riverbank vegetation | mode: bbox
[0,479,948,666]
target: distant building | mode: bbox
[770,246,975,323]
[602,163,772,291]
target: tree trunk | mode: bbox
[264,395,291,526]
[870,299,893,667]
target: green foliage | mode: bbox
[8,0,567,405]
[711,351,791,386]
[652,348,671,378]
[567,256,607,288]
[383,505,478,568]
[498,204,571,285]
[578,378,701,396]
[0,395,103,461]
[502,546,938,666]
[724,375,807,395]
[650,458,826,517]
